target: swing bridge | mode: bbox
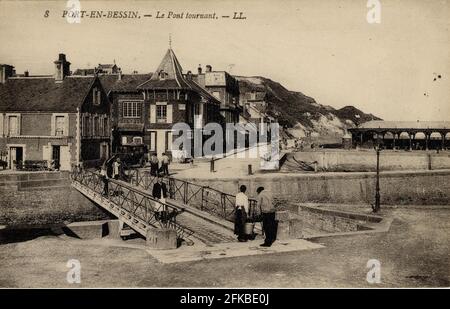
[70,168,261,246]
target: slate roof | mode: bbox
[98,74,152,93]
[136,49,220,105]
[0,76,95,112]
[138,49,191,90]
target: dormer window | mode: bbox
[158,70,167,80]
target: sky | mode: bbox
[0,0,449,121]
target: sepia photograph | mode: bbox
[0,0,449,294]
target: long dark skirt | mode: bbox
[234,208,247,238]
[150,163,159,176]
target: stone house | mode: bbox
[0,54,110,170]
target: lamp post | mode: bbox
[373,142,381,213]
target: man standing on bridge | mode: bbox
[152,176,168,202]
[112,158,121,180]
[152,176,179,223]
[257,186,276,247]
[160,152,170,176]
[234,185,249,242]
[149,152,159,176]
[100,164,109,196]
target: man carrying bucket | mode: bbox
[234,185,249,242]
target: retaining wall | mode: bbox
[285,150,450,172]
[0,171,111,226]
[185,169,450,206]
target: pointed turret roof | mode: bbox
[138,49,191,89]
[137,48,221,105]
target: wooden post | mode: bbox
[248,164,253,175]
[409,132,413,151]
[184,182,188,204]
[442,132,445,150]
[393,133,396,150]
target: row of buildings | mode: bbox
[0,48,274,170]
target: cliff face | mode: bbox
[236,76,381,139]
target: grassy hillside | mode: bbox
[237,76,381,138]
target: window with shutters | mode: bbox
[122,101,142,118]
[55,116,65,136]
[8,116,18,136]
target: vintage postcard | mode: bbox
[0,0,449,294]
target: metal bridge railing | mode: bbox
[70,168,194,240]
[123,169,261,223]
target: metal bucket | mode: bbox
[244,222,254,235]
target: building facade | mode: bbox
[108,49,223,159]
[0,54,110,170]
[194,65,241,124]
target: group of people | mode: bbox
[98,153,278,246]
[149,152,171,176]
[99,152,171,197]
[234,185,277,247]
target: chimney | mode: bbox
[118,68,122,81]
[198,64,202,75]
[24,70,29,77]
[186,70,192,80]
[54,53,71,82]
[0,64,14,83]
[206,65,212,72]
